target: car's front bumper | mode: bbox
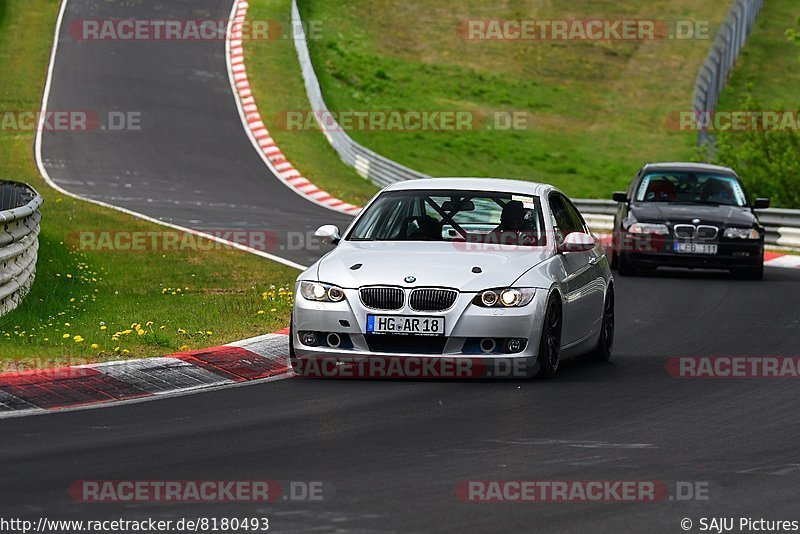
[620,235,763,270]
[291,285,549,377]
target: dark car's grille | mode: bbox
[365,334,447,354]
[674,225,695,239]
[673,224,719,240]
[696,225,719,240]
[360,286,404,310]
[409,288,458,312]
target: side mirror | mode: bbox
[314,225,341,245]
[559,232,596,253]
[612,191,629,203]
[753,198,770,210]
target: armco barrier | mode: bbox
[292,0,427,187]
[291,0,799,246]
[0,181,43,316]
[692,0,765,146]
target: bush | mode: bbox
[703,93,800,208]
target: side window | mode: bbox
[563,198,588,234]
[549,194,587,247]
[548,195,569,244]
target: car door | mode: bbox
[549,193,600,345]
[564,197,606,330]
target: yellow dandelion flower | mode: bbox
[62,333,70,339]
[91,344,99,349]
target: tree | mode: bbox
[701,93,800,208]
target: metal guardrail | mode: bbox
[692,0,765,146]
[292,0,427,187]
[0,181,43,317]
[292,0,800,248]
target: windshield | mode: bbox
[635,172,748,207]
[347,190,547,246]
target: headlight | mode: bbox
[724,227,761,240]
[473,288,535,308]
[628,223,669,235]
[300,281,347,302]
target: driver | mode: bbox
[491,200,535,245]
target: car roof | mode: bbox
[384,177,555,196]
[641,162,738,176]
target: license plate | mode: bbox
[674,243,718,255]
[367,315,445,335]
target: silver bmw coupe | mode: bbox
[290,178,614,379]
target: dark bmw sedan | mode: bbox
[610,162,770,279]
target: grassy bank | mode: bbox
[717,0,800,111]
[0,0,298,364]
[289,0,730,199]
[244,0,379,206]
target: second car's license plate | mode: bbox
[367,315,445,335]
[674,243,718,255]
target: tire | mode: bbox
[536,295,563,379]
[617,252,637,276]
[588,288,614,362]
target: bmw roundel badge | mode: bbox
[404,276,416,283]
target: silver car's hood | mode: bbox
[316,241,552,292]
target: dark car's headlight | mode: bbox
[724,227,761,240]
[473,288,535,308]
[299,281,346,302]
[628,223,669,235]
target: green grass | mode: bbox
[0,0,299,365]
[717,0,800,111]
[283,0,732,199]
[244,0,380,206]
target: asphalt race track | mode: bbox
[40,0,352,266]
[12,0,800,532]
